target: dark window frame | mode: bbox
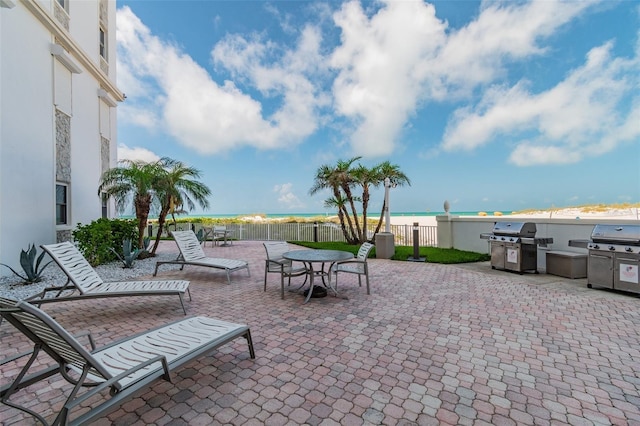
[101,195,108,218]
[56,183,68,226]
[99,27,107,60]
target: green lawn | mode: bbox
[290,241,490,264]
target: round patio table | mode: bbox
[283,250,354,303]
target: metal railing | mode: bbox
[150,222,438,247]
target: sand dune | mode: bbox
[390,207,640,226]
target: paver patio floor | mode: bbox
[1,240,639,425]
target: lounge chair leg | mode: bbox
[244,329,256,359]
[53,366,91,426]
[1,346,50,426]
[178,294,187,315]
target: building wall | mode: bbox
[436,216,639,271]
[0,0,123,276]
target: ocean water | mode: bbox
[165,211,513,219]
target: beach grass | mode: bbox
[511,202,640,215]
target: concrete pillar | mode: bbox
[375,232,395,259]
[436,214,454,248]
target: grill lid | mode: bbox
[590,224,640,245]
[492,222,536,237]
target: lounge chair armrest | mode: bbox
[27,282,76,300]
[64,354,170,411]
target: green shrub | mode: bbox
[73,218,138,266]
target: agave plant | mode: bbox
[110,239,143,269]
[0,244,52,284]
[195,228,206,243]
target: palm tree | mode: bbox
[310,158,362,244]
[98,159,166,249]
[351,164,377,241]
[311,158,411,244]
[151,158,211,254]
[335,157,363,241]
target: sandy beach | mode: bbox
[389,207,640,227]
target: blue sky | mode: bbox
[115,0,640,216]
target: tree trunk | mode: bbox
[340,205,359,244]
[151,205,170,254]
[361,186,370,243]
[342,185,362,242]
[134,195,152,249]
[373,199,386,236]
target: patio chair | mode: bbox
[263,241,308,299]
[331,242,374,295]
[0,297,254,426]
[153,231,250,284]
[36,242,191,314]
[213,225,233,246]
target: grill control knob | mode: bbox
[626,247,633,252]
[608,246,615,251]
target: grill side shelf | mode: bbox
[568,239,589,249]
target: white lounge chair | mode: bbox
[0,297,254,426]
[153,231,250,284]
[36,242,191,314]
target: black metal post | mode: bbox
[148,224,153,238]
[408,222,426,262]
[313,222,318,242]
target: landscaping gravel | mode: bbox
[0,252,183,301]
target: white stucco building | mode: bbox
[0,0,123,275]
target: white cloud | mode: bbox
[117,144,160,163]
[116,6,326,155]
[431,1,592,92]
[330,0,446,157]
[327,0,596,158]
[442,41,640,165]
[274,183,305,209]
[117,104,158,129]
[116,0,638,169]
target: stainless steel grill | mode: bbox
[586,224,640,294]
[481,222,553,274]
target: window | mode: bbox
[101,195,108,218]
[57,0,66,11]
[99,27,107,60]
[56,184,68,225]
